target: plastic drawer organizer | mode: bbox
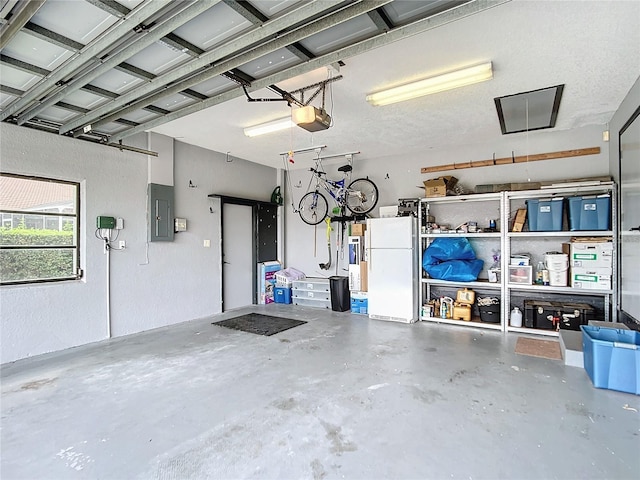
[292,278,331,309]
[581,325,640,395]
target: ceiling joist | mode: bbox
[109,0,507,143]
[15,0,220,125]
[57,0,348,135]
[64,0,390,136]
[0,0,46,49]
[0,0,173,121]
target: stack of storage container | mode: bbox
[566,193,612,290]
[273,267,305,304]
[292,277,331,308]
[567,240,613,290]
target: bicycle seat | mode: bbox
[337,164,352,173]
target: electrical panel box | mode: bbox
[97,216,116,229]
[148,183,174,242]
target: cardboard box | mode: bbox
[509,182,541,191]
[423,176,458,197]
[348,264,361,291]
[570,242,613,269]
[571,267,611,290]
[511,208,527,232]
[351,223,366,236]
[348,261,368,291]
[474,184,502,194]
[258,261,281,304]
[348,236,364,265]
[474,182,540,193]
[350,291,368,315]
[360,261,368,291]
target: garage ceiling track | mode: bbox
[0,0,499,146]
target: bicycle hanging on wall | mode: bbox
[297,158,379,226]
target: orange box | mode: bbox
[423,176,458,197]
[512,208,527,232]
[351,223,366,236]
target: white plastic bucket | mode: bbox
[545,253,568,271]
[548,268,568,286]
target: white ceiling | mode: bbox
[1,0,638,169]
[150,0,640,168]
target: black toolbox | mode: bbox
[524,300,595,331]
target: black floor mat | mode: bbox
[212,313,307,336]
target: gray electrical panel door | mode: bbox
[148,183,174,242]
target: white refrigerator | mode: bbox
[365,216,419,323]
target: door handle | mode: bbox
[630,227,640,231]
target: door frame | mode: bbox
[617,105,640,326]
[210,194,278,311]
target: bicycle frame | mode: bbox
[297,164,378,225]
[313,174,347,206]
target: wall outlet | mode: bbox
[118,240,126,249]
[203,239,211,248]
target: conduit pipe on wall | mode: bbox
[106,243,111,338]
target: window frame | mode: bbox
[0,172,81,286]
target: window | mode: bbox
[0,173,81,285]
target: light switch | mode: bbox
[203,239,211,248]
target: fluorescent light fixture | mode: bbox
[243,116,293,137]
[366,62,493,106]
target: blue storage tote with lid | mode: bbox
[580,325,640,395]
[526,198,564,231]
[567,194,611,231]
[274,286,292,304]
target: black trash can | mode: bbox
[329,276,350,312]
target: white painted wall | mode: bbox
[282,124,611,278]
[148,132,174,186]
[0,124,277,363]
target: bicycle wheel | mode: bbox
[298,191,329,225]
[346,178,379,215]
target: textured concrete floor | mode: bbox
[2,305,639,479]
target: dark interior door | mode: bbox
[212,195,279,310]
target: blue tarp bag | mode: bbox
[422,237,484,282]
